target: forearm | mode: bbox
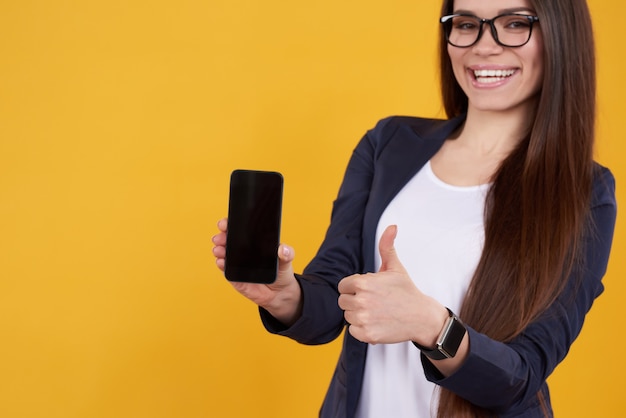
[428,332,470,377]
[260,273,346,345]
[260,277,303,327]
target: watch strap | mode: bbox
[412,308,466,360]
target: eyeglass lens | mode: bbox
[444,14,536,47]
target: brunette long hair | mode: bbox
[437,0,596,416]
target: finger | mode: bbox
[347,325,360,342]
[339,296,363,316]
[212,232,226,246]
[338,275,357,295]
[215,257,225,271]
[275,244,296,282]
[212,245,225,259]
[277,244,295,275]
[217,218,228,233]
[337,293,354,311]
[347,325,371,344]
[278,243,295,264]
[212,240,226,272]
[378,225,407,273]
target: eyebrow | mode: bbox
[453,7,536,15]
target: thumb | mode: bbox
[277,243,295,275]
[378,225,407,273]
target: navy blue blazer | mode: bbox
[260,116,617,417]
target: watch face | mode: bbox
[413,309,467,360]
[437,315,466,358]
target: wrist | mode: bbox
[263,279,303,326]
[413,307,467,360]
[415,303,450,348]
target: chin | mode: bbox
[468,95,538,115]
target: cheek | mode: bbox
[447,47,467,84]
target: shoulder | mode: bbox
[368,115,463,140]
[591,163,616,208]
[364,115,466,156]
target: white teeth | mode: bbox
[473,69,516,84]
[476,76,506,84]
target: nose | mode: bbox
[473,22,503,53]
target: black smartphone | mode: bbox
[225,169,283,283]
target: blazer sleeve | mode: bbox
[421,166,617,413]
[259,117,400,345]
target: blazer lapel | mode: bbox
[361,115,466,273]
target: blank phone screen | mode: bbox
[225,170,283,283]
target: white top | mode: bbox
[355,161,489,418]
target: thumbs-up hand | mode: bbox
[338,225,448,345]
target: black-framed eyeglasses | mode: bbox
[440,13,539,48]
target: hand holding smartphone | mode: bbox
[225,169,283,284]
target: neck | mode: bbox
[456,105,534,158]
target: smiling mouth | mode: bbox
[472,69,517,84]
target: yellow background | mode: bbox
[0,1,623,417]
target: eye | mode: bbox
[452,16,480,31]
[508,20,531,29]
[499,15,533,31]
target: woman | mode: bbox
[212,0,616,416]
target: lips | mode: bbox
[472,69,517,84]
